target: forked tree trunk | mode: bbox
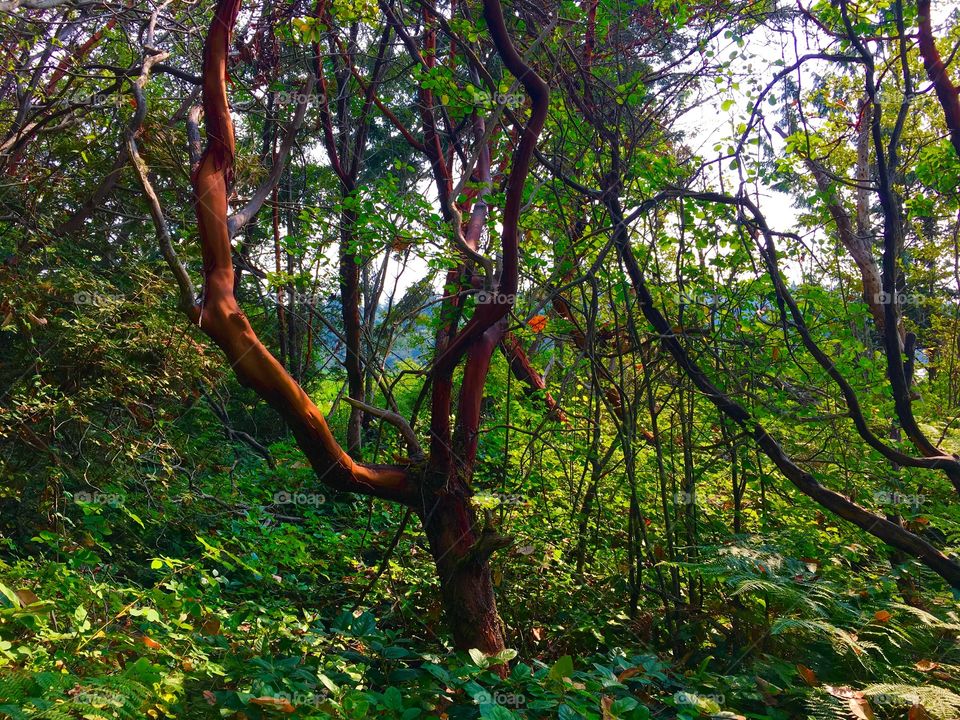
[178,0,545,664]
[419,484,506,654]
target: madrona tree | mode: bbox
[168,0,550,657]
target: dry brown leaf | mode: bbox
[848,697,874,720]
[797,664,818,686]
[601,695,614,720]
[15,589,39,606]
[915,659,939,672]
[249,697,296,713]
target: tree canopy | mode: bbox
[2,0,960,718]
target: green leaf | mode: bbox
[468,647,489,667]
[480,705,519,720]
[549,655,574,681]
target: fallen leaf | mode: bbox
[797,664,818,686]
[873,610,892,623]
[848,697,874,720]
[908,704,933,720]
[141,636,162,650]
[249,696,296,713]
[617,667,641,681]
[915,659,939,672]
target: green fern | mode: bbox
[0,659,164,720]
[863,683,960,720]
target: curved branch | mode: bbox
[431,0,550,376]
[608,187,960,588]
[918,0,960,157]
[500,332,568,424]
[187,0,416,505]
[226,74,315,238]
[344,396,423,459]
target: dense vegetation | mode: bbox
[2,0,960,717]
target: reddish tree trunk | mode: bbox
[419,485,506,654]
[180,0,548,664]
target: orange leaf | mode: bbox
[873,610,892,623]
[915,659,939,672]
[141,636,162,650]
[617,667,641,681]
[908,704,933,720]
[797,664,818,686]
[249,696,296,713]
[527,315,548,333]
[848,697,874,720]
